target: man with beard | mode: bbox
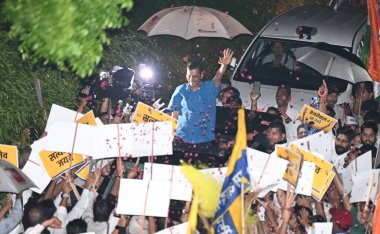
[360,121,378,147]
[325,126,355,163]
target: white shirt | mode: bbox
[51,189,91,234]
[82,191,109,234]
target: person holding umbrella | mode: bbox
[167,48,234,145]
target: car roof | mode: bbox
[259,5,367,49]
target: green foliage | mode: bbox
[2,0,133,78]
[0,31,79,145]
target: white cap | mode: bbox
[345,116,359,126]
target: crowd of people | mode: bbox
[0,46,379,234]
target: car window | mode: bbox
[233,38,348,92]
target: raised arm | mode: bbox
[318,80,328,114]
[213,48,234,88]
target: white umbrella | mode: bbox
[0,159,36,193]
[138,6,252,40]
[293,46,372,83]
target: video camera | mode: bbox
[98,67,135,100]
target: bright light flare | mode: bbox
[139,64,153,80]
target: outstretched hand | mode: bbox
[219,48,234,66]
[42,217,62,229]
[318,80,328,98]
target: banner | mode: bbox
[39,150,84,178]
[0,144,19,168]
[297,105,337,133]
[276,146,303,187]
[132,102,177,134]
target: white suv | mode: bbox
[231,5,368,111]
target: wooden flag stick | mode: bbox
[364,172,376,215]
[241,179,245,234]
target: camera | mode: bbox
[98,67,135,100]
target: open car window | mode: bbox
[233,38,348,92]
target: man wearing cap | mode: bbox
[329,207,353,234]
[344,116,360,133]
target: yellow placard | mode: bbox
[291,144,333,194]
[0,144,19,168]
[132,102,177,134]
[75,161,90,180]
[39,150,85,178]
[297,104,337,133]
[312,171,335,201]
[76,111,97,126]
[276,146,303,187]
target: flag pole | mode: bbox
[241,179,245,234]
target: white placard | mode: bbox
[44,121,173,159]
[295,161,315,196]
[116,179,171,217]
[350,169,380,203]
[143,163,192,201]
[290,131,334,160]
[247,148,288,191]
[94,122,173,158]
[45,104,83,132]
[313,222,333,234]
[333,152,348,174]
[154,222,188,234]
[22,138,51,194]
[342,151,373,197]
[44,122,96,156]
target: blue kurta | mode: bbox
[167,80,221,144]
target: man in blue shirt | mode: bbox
[167,48,234,144]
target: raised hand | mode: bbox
[42,217,62,229]
[318,80,328,98]
[299,208,311,228]
[219,48,234,66]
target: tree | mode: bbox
[2,0,133,78]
